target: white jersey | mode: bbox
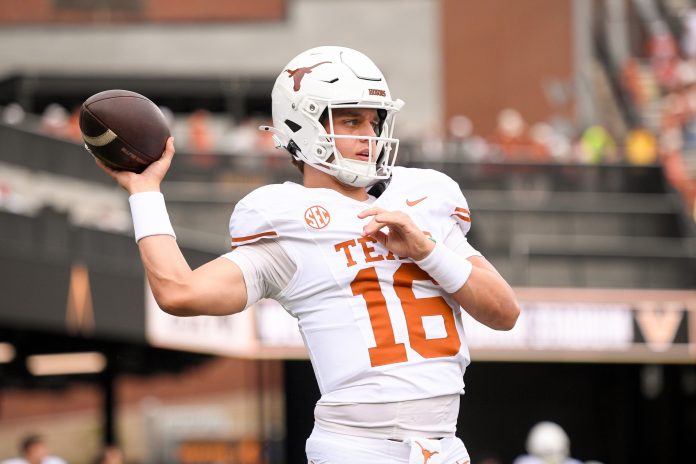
[1,458,66,464]
[228,166,474,404]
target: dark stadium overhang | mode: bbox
[0,73,275,115]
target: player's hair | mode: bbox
[290,156,305,174]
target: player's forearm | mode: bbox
[137,235,196,315]
[452,259,520,330]
[127,191,246,316]
[138,237,248,317]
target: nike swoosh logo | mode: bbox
[406,196,427,207]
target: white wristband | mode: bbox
[414,242,473,293]
[128,191,176,243]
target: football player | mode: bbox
[96,46,520,464]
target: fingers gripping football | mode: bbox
[358,207,435,260]
[95,137,175,194]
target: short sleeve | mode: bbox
[451,203,472,232]
[222,239,297,308]
[442,220,482,259]
[229,199,279,248]
[439,173,473,237]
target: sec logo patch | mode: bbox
[305,205,331,229]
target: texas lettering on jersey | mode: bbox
[228,166,474,403]
[334,236,400,267]
[333,231,438,267]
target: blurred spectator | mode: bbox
[224,117,260,155]
[647,20,679,90]
[541,125,573,162]
[39,104,69,138]
[420,124,446,161]
[446,114,490,161]
[675,59,696,88]
[64,105,83,142]
[1,103,25,125]
[528,123,554,163]
[0,434,66,464]
[661,89,691,130]
[475,454,502,464]
[187,109,216,166]
[448,114,473,141]
[621,57,653,109]
[93,445,123,464]
[462,135,491,162]
[491,108,534,161]
[578,125,617,164]
[625,127,658,165]
[512,422,582,464]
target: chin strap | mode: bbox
[336,159,377,187]
[367,177,391,197]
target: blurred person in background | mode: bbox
[420,123,446,161]
[625,126,658,165]
[578,125,617,164]
[647,20,680,91]
[490,108,534,162]
[92,445,122,464]
[528,123,554,163]
[621,58,651,109]
[94,45,520,464]
[222,116,257,155]
[64,105,83,142]
[446,114,490,162]
[1,434,66,464]
[221,116,267,170]
[512,422,582,464]
[39,104,69,138]
[187,109,217,167]
[1,103,25,126]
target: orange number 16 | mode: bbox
[350,263,461,367]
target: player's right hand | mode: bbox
[358,206,435,261]
[95,137,175,195]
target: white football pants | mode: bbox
[306,426,471,464]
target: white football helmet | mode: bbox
[526,421,571,464]
[262,46,405,187]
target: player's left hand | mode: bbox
[358,206,435,260]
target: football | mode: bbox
[79,89,170,173]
